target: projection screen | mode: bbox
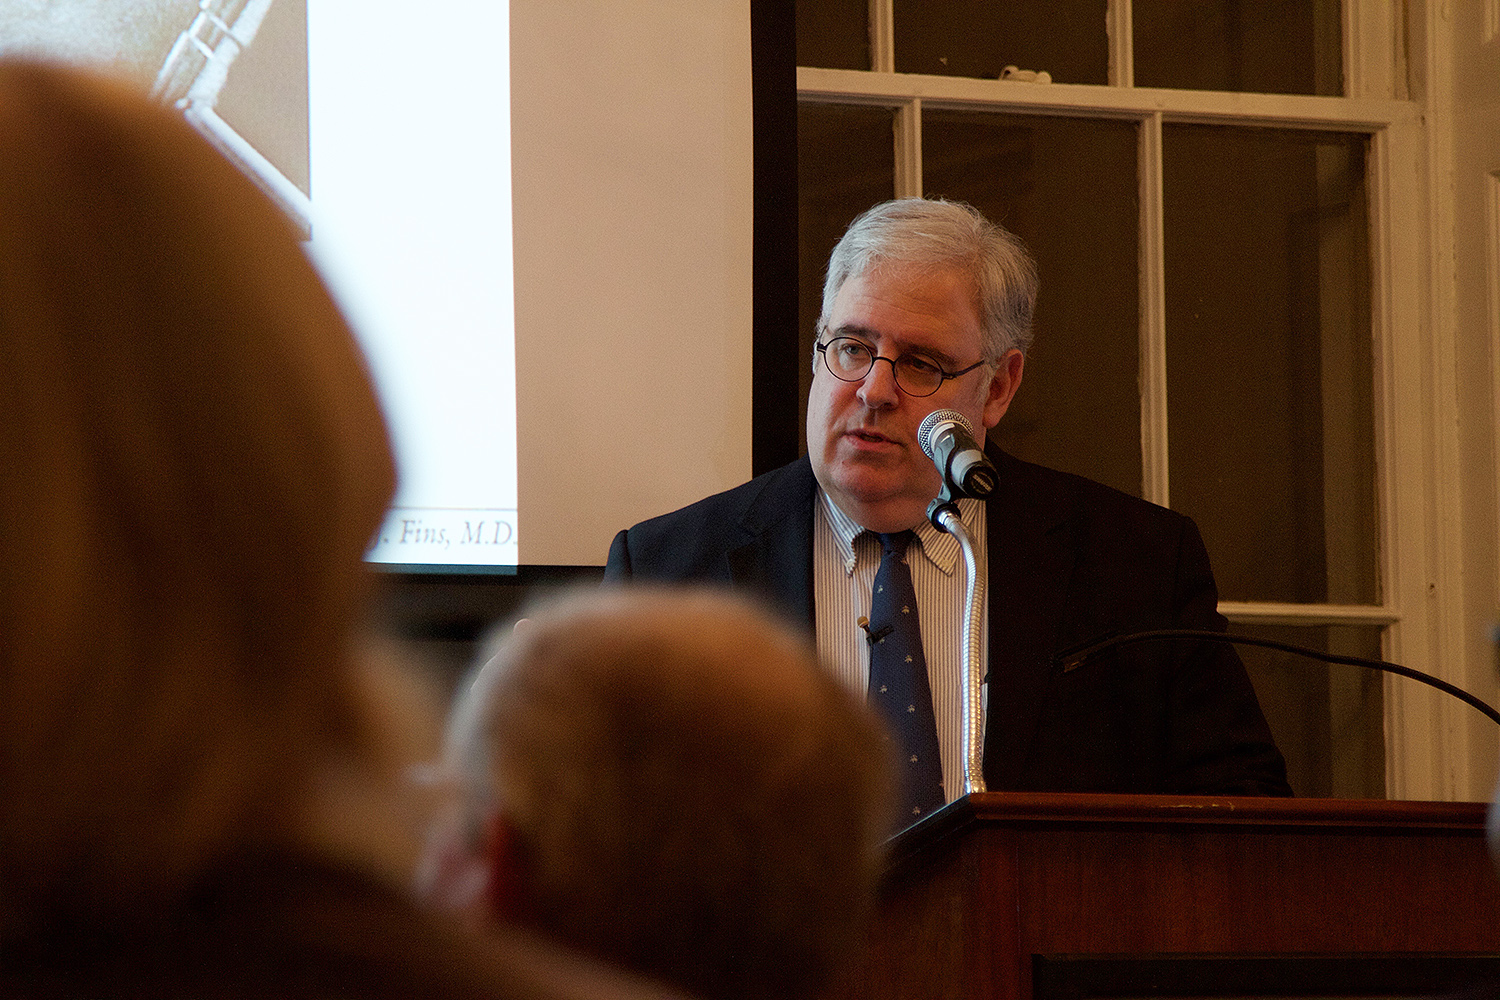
[2,0,754,571]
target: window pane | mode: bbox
[798,103,897,427]
[922,110,1141,497]
[1164,125,1375,605]
[1134,0,1343,96]
[893,0,1108,85]
[797,0,871,71]
[1233,623,1386,799]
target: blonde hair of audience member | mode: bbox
[0,59,409,939]
[427,586,896,1000]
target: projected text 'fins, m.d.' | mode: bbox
[366,508,518,567]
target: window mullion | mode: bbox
[868,0,893,74]
[894,99,922,198]
[1108,0,1133,87]
[1140,111,1168,507]
[1220,601,1398,626]
[796,66,1407,130]
[1343,0,1403,100]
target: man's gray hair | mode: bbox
[819,197,1038,359]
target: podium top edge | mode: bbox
[886,791,1490,854]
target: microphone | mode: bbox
[857,615,894,646]
[918,409,998,499]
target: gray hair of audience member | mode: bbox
[819,196,1039,359]
[0,59,403,938]
[443,585,896,1000]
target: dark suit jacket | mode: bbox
[605,447,1291,797]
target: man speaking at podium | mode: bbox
[605,198,1291,820]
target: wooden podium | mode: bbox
[837,792,1500,999]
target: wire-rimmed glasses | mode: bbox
[815,335,990,398]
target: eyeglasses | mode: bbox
[815,336,990,398]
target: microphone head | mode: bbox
[917,408,972,460]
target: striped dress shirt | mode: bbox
[813,489,988,805]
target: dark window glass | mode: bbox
[893,0,1109,85]
[1134,0,1343,95]
[796,0,872,71]
[797,102,898,430]
[1234,623,1386,799]
[1164,125,1374,605]
[922,110,1141,498]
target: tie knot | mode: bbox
[877,530,915,559]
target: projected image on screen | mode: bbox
[1,0,520,572]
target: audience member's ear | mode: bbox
[483,812,533,924]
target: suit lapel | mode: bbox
[982,449,1078,789]
[725,457,818,631]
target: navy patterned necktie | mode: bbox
[866,531,945,823]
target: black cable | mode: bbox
[1056,628,1500,728]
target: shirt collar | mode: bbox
[819,489,863,575]
[818,488,981,577]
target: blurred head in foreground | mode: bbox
[424,585,896,1000]
[0,56,407,936]
[0,56,714,1000]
